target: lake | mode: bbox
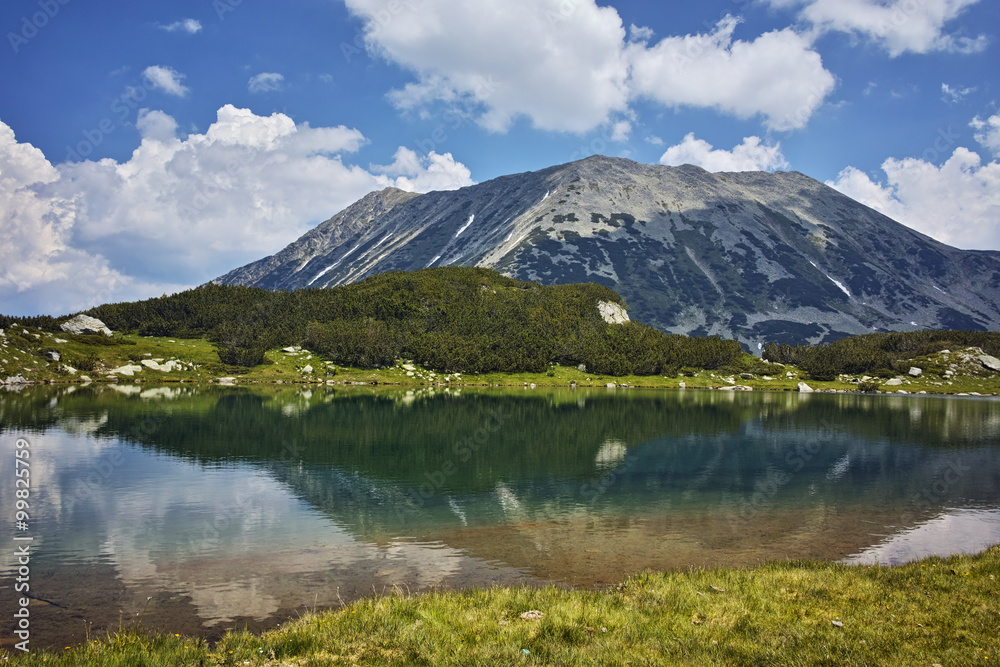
[2,384,999,649]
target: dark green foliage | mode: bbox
[0,314,61,331]
[764,329,1000,379]
[858,380,881,393]
[9,268,746,374]
[304,319,402,369]
[66,353,101,372]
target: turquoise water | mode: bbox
[2,384,999,648]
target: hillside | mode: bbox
[217,156,1000,349]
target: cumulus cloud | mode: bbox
[345,0,835,133]
[0,107,475,315]
[0,121,130,315]
[248,72,285,94]
[971,114,1000,157]
[142,65,189,97]
[770,0,987,56]
[629,16,835,131]
[159,19,202,34]
[348,0,631,133]
[370,146,474,192]
[829,147,1000,250]
[660,133,790,172]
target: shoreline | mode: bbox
[7,545,998,665]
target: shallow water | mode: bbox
[1,384,999,649]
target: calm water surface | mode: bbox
[1,384,999,648]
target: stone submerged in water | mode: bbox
[60,314,113,337]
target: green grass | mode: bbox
[3,327,1000,397]
[9,546,999,665]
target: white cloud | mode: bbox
[0,107,475,315]
[629,24,654,42]
[248,72,285,94]
[0,121,130,315]
[659,133,790,172]
[971,114,1000,157]
[142,65,189,97]
[160,19,202,35]
[609,120,632,142]
[348,0,631,133]
[941,83,976,104]
[629,16,836,131]
[770,0,987,56]
[370,146,474,192]
[345,1,835,133]
[829,147,1000,250]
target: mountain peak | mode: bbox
[218,158,1000,348]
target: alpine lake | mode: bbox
[2,383,999,649]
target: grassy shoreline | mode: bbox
[7,546,999,665]
[3,328,1000,397]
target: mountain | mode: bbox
[217,155,1000,349]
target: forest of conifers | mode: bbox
[3,267,997,378]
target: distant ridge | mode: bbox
[217,155,1000,348]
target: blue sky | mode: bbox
[1,0,999,315]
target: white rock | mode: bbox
[60,314,112,337]
[797,382,814,393]
[302,365,313,373]
[46,351,61,362]
[908,367,922,377]
[61,365,77,375]
[597,301,630,325]
[978,355,1000,372]
[54,338,67,343]
[141,359,180,372]
[283,347,297,353]
[109,364,143,377]
[885,378,904,386]
[217,377,236,385]
[606,382,617,388]
[4,375,29,385]
[402,364,416,371]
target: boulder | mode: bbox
[797,382,814,393]
[597,301,630,325]
[979,355,1000,372]
[908,367,922,377]
[46,351,61,362]
[60,314,112,337]
[4,375,29,385]
[885,378,904,386]
[141,359,180,372]
[109,364,143,377]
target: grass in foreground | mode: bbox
[9,546,999,666]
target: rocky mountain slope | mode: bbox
[217,156,1000,349]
